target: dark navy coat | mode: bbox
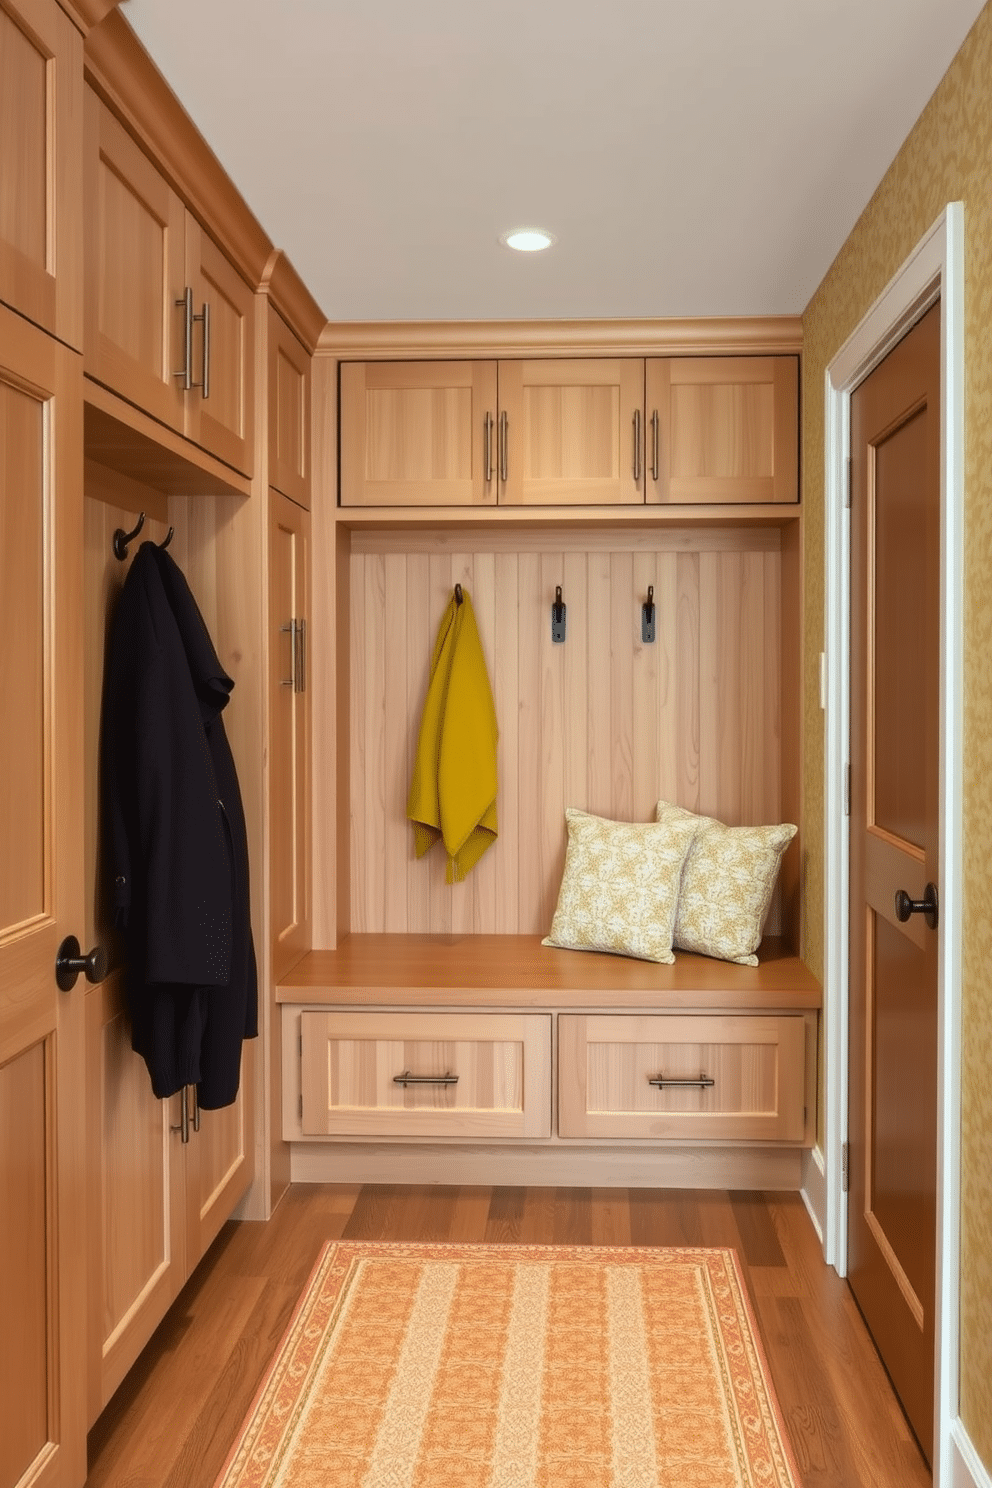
[101,541,257,1108]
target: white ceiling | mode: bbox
[120,0,985,325]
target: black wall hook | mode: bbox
[454,583,463,605]
[552,585,566,643]
[642,585,656,643]
[112,512,174,559]
[113,511,145,560]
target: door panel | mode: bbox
[0,306,86,1487]
[849,301,940,1464]
[186,222,255,476]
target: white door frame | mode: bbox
[823,202,964,1484]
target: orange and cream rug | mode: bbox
[214,1241,801,1488]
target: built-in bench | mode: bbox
[278,935,821,1191]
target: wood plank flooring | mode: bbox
[85,1185,931,1488]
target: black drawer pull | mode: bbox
[393,1070,459,1087]
[648,1074,715,1090]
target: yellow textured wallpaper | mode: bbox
[801,0,992,1463]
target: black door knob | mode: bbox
[894,883,939,931]
[55,935,109,991]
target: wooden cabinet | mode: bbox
[558,1012,809,1143]
[646,356,798,505]
[340,360,497,507]
[269,490,311,981]
[339,355,797,507]
[268,306,312,507]
[84,974,253,1421]
[297,1010,552,1139]
[83,89,255,476]
[0,0,83,348]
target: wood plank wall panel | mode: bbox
[349,529,785,938]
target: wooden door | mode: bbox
[0,308,86,1486]
[185,220,255,477]
[0,0,82,348]
[267,305,311,507]
[83,89,186,432]
[339,360,498,506]
[646,356,798,505]
[849,302,940,1463]
[497,358,644,505]
[269,491,311,982]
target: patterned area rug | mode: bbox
[214,1241,801,1488]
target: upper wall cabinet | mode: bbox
[340,360,498,507]
[83,89,255,477]
[339,355,798,508]
[646,356,798,505]
[268,305,312,508]
[0,0,83,348]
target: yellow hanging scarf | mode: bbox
[406,587,498,882]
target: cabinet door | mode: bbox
[646,356,798,504]
[83,89,186,432]
[0,0,82,348]
[339,360,497,506]
[184,1076,253,1268]
[185,219,255,477]
[0,308,86,1488]
[85,976,185,1423]
[497,358,644,505]
[268,306,311,507]
[558,1013,806,1143]
[269,492,311,982]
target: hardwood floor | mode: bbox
[85,1185,931,1487]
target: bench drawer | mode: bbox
[558,1013,807,1143]
[300,1010,552,1138]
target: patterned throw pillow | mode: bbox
[655,800,797,965]
[543,808,699,964]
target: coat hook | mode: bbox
[113,511,146,560]
[160,526,174,551]
[454,583,463,604]
[642,584,656,644]
[551,584,566,644]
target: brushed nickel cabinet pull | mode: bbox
[280,620,297,689]
[174,287,193,390]
[393,1070,459,1087]
[499,410,508,484]
[648,1073,715,1090]
[651,409,660,482]
[192,301,210,399]
[484,411,494,483]
[633,408,642,483]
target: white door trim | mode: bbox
[823,202,965,1485]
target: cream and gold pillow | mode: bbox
[543,808,698,963]
[655,800,796,965]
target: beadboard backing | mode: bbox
[347,526,794,941]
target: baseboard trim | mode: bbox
[951,1420,992,1488]
[289,1142,804,1190]
[800,1144,826,1246]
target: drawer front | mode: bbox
[300,1011,551,1138]
[559,1013,806,1143]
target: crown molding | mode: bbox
[259,249,328,354]
[56,0,119,34]
[83,9,272,290]
[317,315,804,360]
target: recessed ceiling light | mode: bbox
[500,227,556,252]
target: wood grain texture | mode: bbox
[558,1012,807,1143]
[0,0,83,348]
[299,1010,552,1139]
[345,532,793,939]
[266,305,311,506]
[84,1185,931,1488]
